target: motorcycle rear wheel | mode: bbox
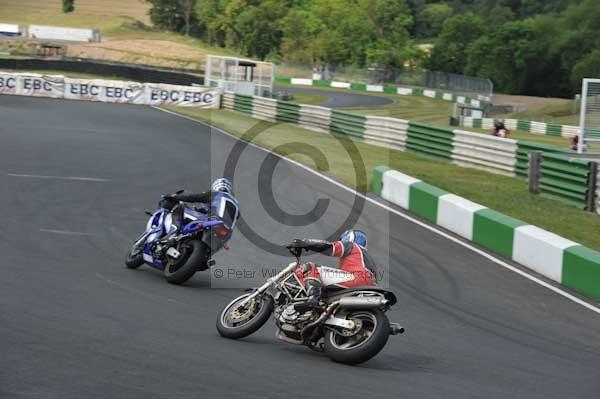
[324,309,390,365]
[163,240,206,285]
[216,293,274,339]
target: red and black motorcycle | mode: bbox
[216,245,404,365]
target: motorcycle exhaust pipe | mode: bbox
[337,296,389,309]
[389,323,405,335]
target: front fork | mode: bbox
[237,261,299,308]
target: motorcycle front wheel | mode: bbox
[324,309,390,365]
[125,241,144,269]
[163,240,206,285]
[216,293,274,339]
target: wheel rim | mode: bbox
[220,295,262,329]
[128,243,142,260]
[328,311,377,350]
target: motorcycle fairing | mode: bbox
[317,266,355,286]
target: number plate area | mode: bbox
[166,247,181,259]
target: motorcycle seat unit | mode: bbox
[324,286,397,306]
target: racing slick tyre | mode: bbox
[125,243,144,269]
[324,309,390,365]
[216,293,274,339]
[163,240,206,285]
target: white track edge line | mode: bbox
[153,106,600,315]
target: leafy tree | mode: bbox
[571,50,600,86]
[179,0,196,36]
[147,0,197,34]
[427,12,485,73]
[194,0,229,45]
[485,6,514,26]
[362,0,413,68]
[146,0,596,97]
[62,0,74,13]
[311,0,373,66]
[232,0,287,59]
[147,0,185,32]
[518,0,575,18]
[415,3,453,38]
[465,19,563,95]
[280,9,324,64]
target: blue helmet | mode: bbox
[340,229,367,248]
[211,178,232,193]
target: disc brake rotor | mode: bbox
[230,299,257,321]
[339,318,363,337]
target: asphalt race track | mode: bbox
[2,96,600,399]
[275,85,393,108]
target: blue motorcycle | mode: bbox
[125,190,240,285]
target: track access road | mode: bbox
[1,95,600,399]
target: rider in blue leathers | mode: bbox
[161,178,239,232]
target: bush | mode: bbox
[62,0,74,13]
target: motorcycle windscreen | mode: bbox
[217,196,239,229]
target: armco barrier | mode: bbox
[372,166,600,300]
[221,93,583,179]
[461,116,579,138]
[233,93,253,114]
[0,72,220,108]
[222,92,599,211]
[276,76,490,109]
[252,96,278,122]
[452,129,517,176]
[539,153,592,209]
[276,101,301,124]
[299,104,331,132]
[516,141,565,177]
[330,110,366,140]
[363,116,407,151]
[406,122,454,159]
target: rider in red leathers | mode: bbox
[288,230,378,312]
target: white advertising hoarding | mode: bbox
[0,73,221,108]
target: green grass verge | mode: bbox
[506,102,579,126]
[161,106,600,250]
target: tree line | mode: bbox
[146,0,600,97]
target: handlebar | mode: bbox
[285,244,305,263]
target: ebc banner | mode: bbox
[64,78,145,104]
[145,83,220,108]
[0,72,18,95]
[17,74,65,98]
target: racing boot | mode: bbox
[294,279,323,313]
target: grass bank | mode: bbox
[507,101,579,126]
[0,0,235,69]
[161,106,600,250]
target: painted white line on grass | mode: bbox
[6,173,109,182]
[40,229,98,236]
[153,106,600,315]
